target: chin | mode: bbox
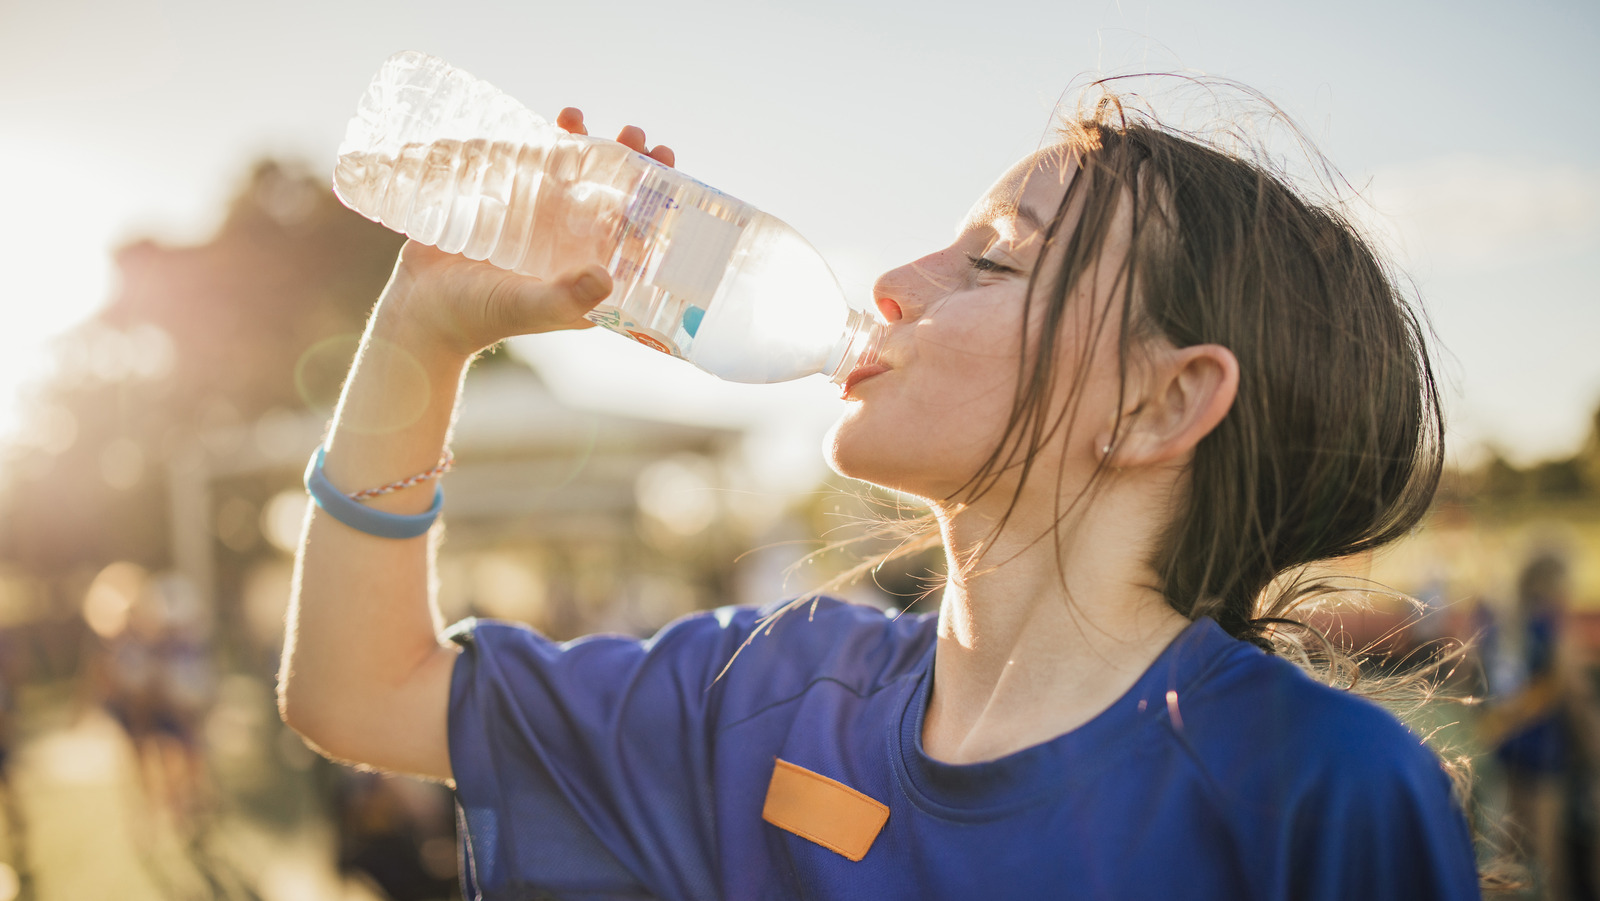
[823,412,941,501]
[824,411,894,482]
[822,414,867,480]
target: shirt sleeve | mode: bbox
[446,609,758,900]
[1288,731,1482,901]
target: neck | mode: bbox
[920,478,1190,765]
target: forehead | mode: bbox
[961,146,1076,236]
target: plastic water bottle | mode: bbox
[333,51,883,385]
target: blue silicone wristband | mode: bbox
[304,446,442,540]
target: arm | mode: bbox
[278,114,675,782]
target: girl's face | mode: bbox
[826,149,1133,507]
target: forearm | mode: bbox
[275,113,665,777]
[279,276,472,773]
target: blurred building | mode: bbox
[0,159,758,679]
[0,157,769,899]
[202,361,745,666]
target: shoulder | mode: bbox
[449,597,935,702]
[1172,631,1479,896]
[1192,640,1450,791]
[1176,632,1467,848]
[715,597,937,698]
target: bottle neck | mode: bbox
[825,308,886,386]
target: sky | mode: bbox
[0,0,1596,477]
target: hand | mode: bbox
[380,112,677,358]
[557,107,676,167]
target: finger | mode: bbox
[648,144,675,168]
[547,265,614,324]
[556,107,588,135]
[615,125,648,155]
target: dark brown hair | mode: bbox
[1008,96,1444,643]
[846,90,1445,633]
[809,88,1447,639]
[787,83,1515,891]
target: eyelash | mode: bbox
[965,253,1020,275]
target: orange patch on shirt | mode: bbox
[761,758,889,862]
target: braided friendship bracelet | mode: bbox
[303,446,446,540]
[347,450,455,500]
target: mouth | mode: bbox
[841,363,891,399]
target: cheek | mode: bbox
[824,328,1021,493]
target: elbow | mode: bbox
[278,683,356,763]
[276,671,310,735]
[276,634,346,754]
[277,669,334,753]
[276,643,459,776]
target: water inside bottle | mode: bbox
[337,135,860,383]
[595,164,858,382]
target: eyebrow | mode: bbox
[1013,204,1047,233]
[967,201,1050,237]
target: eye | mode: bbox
[965,252,1021,276]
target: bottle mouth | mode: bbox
[825,308,886,386]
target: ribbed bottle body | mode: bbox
[333,51,881,384]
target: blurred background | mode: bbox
[0,0,1596,898]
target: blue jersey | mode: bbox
[447,599,1480,900]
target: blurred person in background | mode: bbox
[1481,552,1600,900]
[330,768,460,901]
[91,571,216,831]
[84,566,230,894]
[280,88,1489,899]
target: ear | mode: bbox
[1099,344,1238,468]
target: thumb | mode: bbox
[493,264,614,336]
[549,264,613,319]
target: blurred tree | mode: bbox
[1451,403,1600,510]
[1579,405,1600,494]
[1530,458,1588,499]
[0,160,404,597]
[1479,450,1529,504]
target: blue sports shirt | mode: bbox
[446,599,1481,900]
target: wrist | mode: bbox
[369,281,482,370]
[324,289,474,457]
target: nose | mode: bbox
[873,295,903,324]
[871,257,935,325]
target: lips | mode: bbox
[841,362,891,398]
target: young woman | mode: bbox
[280,97,1485,899]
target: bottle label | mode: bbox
[654,205,741,304]
[624,326,678,356]
[601,166,748,363]
[623,179,674,246]
[585,306,682,358]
